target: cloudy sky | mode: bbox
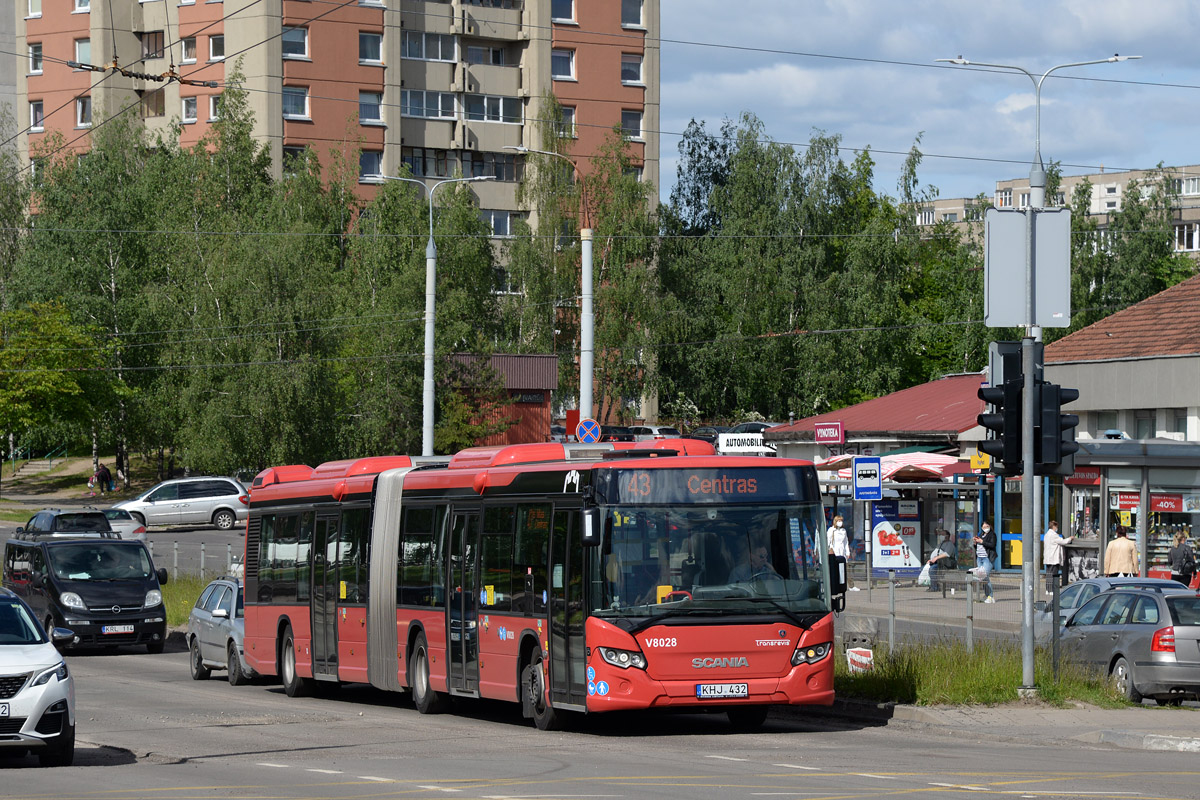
[658,0,1200,204]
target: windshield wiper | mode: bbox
[730,596,816,629]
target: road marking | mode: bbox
[307,769,343,775]
[851,773,897,780]
[930,783,988,791]
[418,786,463,793]
[359,776,394,782]
[773,764,820,770]
[706,755,749,762]
[256,763,289,768]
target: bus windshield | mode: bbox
[592,502,830,620]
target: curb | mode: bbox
[1077,729,1200,752]
[796,698,947,726]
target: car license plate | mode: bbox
[103,624,134,634]
[0,703,8,717]
[696,683,748,699]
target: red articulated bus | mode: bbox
[240,440,847,730]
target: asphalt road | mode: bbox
[1,647,1198,799]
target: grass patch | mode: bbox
[163,572,208,628]
[835,638,1127,708]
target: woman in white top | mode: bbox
[827,515,857,590]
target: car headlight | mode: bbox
[32,662,69,686]
[791,641,832,667]
[144,589,163,608]
[598,646,647,670]
[60,592,85,611]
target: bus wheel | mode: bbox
[281,626,313,697]
[523,650,561,731]
[410,632,448,714]
[727,705,769,731]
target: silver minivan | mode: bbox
[115,477,248,530]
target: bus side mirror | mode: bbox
[829,555,847,612]
[581,508,601,547]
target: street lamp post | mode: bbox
[504,145,594,422]
[938,54,1140,694]
[382,174,496,456]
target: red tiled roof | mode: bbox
[1045,273,1200,363]
[767,373,986,439]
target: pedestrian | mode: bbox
[1167,531,1196,588]
[926,528,955,593]
[1104,525,1139,577]
[826,515,857,591]
[1042,520,1073,595]
[96,463,113,495]
[973,521,997,603]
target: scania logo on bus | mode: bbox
[692,656,749,668]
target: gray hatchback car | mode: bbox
[1061,587,1200,704]
[115,477,248,531]
[186,577,255,685]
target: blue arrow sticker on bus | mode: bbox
[596,681,610,696]
[587,666,595,681]
[588,681,596,695]
[480,589,487,605]
[542,590,548,605]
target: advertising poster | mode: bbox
[871,499,922,577]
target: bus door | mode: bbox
[311,513,340,679]
[447,511,480,695]
[549,509,587,709]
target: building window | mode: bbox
[996,188,1012,208]
[209,35,225,61]
[359,32,383,64]
[1105,185,1118,195]
[1096,411,1118,437]
[558,105,576,138]
[621,0,643,26]
[942,212,958,223]
[464,94,521,123]
[462,151,520,182]
[141,31,165,60]
[209,94,221,120]
[550,0,573,21]
[359,150,383,181]
[74,0,89,11]
[359,91,382,124]
[466,45,505,66]
[551,49,575,80]
[281,27,308,58]
[1018,192,1029,208]
[181,96,197,122]
[402,147,450,178]
[621,53,643,84]
[140,91,164,118]
[75,39,91,67]
[1134,410,1155,440]
[402,31,453,61]
[1183,177,1200,195]
[1173,409,1188,436]
[401,90,455,119]
[30,101,44,132]
[76,97,92,127]
[1105,200,1117,210]
[480,209,520,237]
[29,43,43,74]
[282,146,307,175]
[27,0,41,18]
[181,37,197,63]
[282,87,309,119]
[1176,224,1196,252]
[620,109,642,139]
[916,208,934,225]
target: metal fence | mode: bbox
[146,540,241,579]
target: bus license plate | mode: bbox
[696,683,748,699]
[103,624,134,634]
[0,703,8,717]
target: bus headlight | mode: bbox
[791,641,831,666]
[598,646,647,670]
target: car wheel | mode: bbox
[227,641,250,686]
[1111,656,1142,703]
[147,639,165,655]
[409,631,448,714]
[189,637,210,680]
[522,649,561,731]
[38,720,74,768]
[213,509,236,531]
[727,705,770,731]
[281,626,313,697]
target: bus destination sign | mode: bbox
[601,468,817,505]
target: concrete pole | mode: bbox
[422,233,437,457]
[580,228,594,421]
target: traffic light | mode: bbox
[1036,383,1080,476]
[977,378,1023,476]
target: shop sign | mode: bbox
[1065,466,1101,486]
[1110,492,1140,511]
[1150,494,1184,513]
[814,421,844,445]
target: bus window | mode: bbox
[400,506,434,606]
[296,512,313,602]
[274,514,299,602]
[341,508,370,603]
[482,532,513,612]
[514,504,551,615]
[258,514,276,602]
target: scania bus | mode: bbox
[240,440,846,730]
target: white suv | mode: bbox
[0,587,75,766]
[115,477,249,530]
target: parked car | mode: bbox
[14,508,117,538]
[628,425,682,441]
[1060,587,1200,703]
[187,576,256,686]
[727,421,784,434]
[102,508,147,541]
[2,534,169,654]
[549,425,568,443]
[1036,576,1190,626]
[600,425,635,442]
[114,476,249,530]
[685,425,730,444]
[0,587,75,766]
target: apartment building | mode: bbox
[12,0,659,225]
[1,3,14,123]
